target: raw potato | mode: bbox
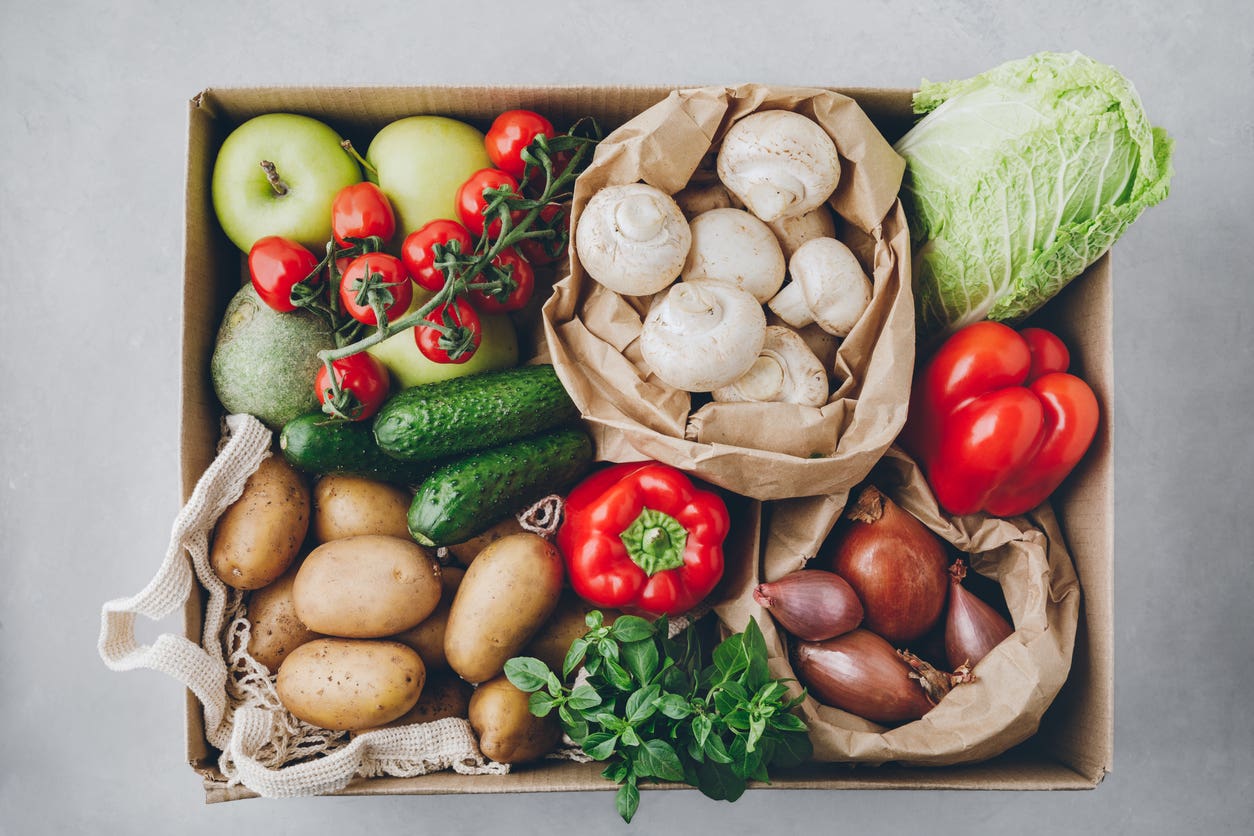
[390,566,465,671]
[276,638,425,731]
[524,592,619,675]
[245,561,321,673]
[312,475,412,543]
[445,517,525,567]
[469,675,562,764]
[444,533,564,683]
[293,535,442,638]
[210,455,310,590]
[355,670,473,733]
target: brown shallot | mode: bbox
[945,559,1014,670]
[752,569,863,641]
[793,629,962,725]
[821,485,950,645]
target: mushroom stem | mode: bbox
[615,194,668,242]
[767,281,814,328]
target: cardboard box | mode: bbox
[181,86,1113,802]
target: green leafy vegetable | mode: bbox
[894,51,1173,337]
[504,613,811,823]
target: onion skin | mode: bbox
[793,630,939,725]
[945,560,1014,670]
[752,569,863,641]
[820,485,949,645]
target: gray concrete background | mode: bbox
[2,1,1251,833]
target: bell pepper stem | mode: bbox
[620,508,687,576]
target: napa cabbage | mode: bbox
[894,51,1173,337]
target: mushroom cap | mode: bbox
[770,237,873,337]
[575,183,691,296]
[716,110,842,223]
[640,280,767,393]
[711,326,829,407]
[673,177,737,219]
[682,208,786,303]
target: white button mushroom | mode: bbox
[765,204,837,260]
[716,110,842,223]
[673,176,738,219]
[639,280,767,393]
[711,326,830,408]
[575,183,692,296]
[768,237,873,337]
[681,208,785,304]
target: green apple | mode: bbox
[365,116,491,237]
[212,113,362,253]
[367,291,519,388]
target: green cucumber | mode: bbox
[372,364,578,463]
[280,411,432,485]
[408,427,594,547]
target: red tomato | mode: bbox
[331,182,396,247]
[517,203,568,266]
[470,247,535,314]
[315,353,391,421]
[485,110,556,180]
[401,219,475,292]
[248,236,319,313]
[414,298,483,364]
[456,168,521,238]
[339,252,413,326]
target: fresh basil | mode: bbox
[504,613,812,823]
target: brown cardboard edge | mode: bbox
[180,84,1112,798]
[1028,253,1115,785]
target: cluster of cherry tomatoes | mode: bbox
[246,110,567,422]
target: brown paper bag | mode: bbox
[542,84,915,501]
[755,447,1081,765]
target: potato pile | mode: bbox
[209,456,606,765]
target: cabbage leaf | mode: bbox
[895,52,1173,337]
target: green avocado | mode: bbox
[210,283,335,429]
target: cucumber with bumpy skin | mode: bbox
[372,365,578,463]
[408,428,594,547]
[280,411,431,485]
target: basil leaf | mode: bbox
[711,632,746,678]
[528,690,557,718]
[616,778,640,823]
[692,713,713,748]
[695,761,745,802]
[562,637,590,679]
[566,684,602,712]
[769,730,813,769]
[704,731,733,765]
[582,731,619,760]
[740,617,769,691]
[636,739,685,782]
[610,615,655,642]
[626,685,660,725]
[770,712,808,734]
[621,637,660,686]
[503,657,553,693]
[603,658,634,692]
[602,761,629,784]
[657,692,693,720]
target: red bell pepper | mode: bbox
[557,462,729,617]
[900,322,1099,518]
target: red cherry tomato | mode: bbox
[331,182,396,247]
[315,353,391,421]
[470,247,535,314]
[414,298,483,364]
[517,203,568,266]
[248,236,319,313]
[339,252,413,326]
[485,110,556,180]
[401,219,476,292]
[456,168,521,238]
